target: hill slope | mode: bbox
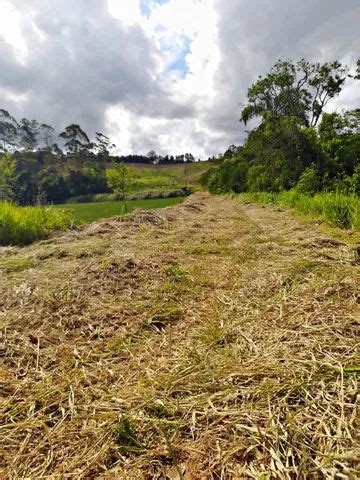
[1,194,359,478]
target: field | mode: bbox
[54,197,184,223]
[118,161,214,196]
[1,193,359,478]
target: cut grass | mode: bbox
[54,197,184,223]
[0,202,73,245]
[1,193,359,478]
[240,190,360,230]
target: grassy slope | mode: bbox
[1,194,359,478]
[54,197,184,223]
[127,161,213,190]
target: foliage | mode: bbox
[106,163,132,212]
[295,165,322,195]
[0,202,73,245]
[59,123,91,156]
[241,59,349,127]
[203,58,359,198]
[0,154,18,201]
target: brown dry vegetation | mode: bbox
[1,193,359,479]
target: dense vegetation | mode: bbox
[202,58,360,205]
[0,202,72,245]
[241,191,359,230]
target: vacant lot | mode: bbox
[1,193,359,479]
[54,197,184,223]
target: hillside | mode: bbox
[1,193,359,478]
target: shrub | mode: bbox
[296,165,321,195]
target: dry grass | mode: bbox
[1,193,359,479]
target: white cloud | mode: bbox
[0,0,359,157]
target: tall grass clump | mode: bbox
[241,190,360,230]
[0,202,73,245]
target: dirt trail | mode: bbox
[1,193,359,479]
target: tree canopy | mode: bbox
[240,59,349,127]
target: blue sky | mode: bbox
[140,0,170,17]
[168,36,191,77]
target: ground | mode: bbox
[1,193,359,479]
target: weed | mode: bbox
[240,191,360,230]
[113,416,147,454]
[0,202,73,245]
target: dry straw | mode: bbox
[1,193,359,479]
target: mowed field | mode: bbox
[54,197,184,223]
[1,193,359,478]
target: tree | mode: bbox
[39,123,55,150]
[106,163,132,212]
[240,59,350,127]
[93,132,116,161]
[59,124,91,156]
[18,118,40,151]
[37,167,69,203]
[0,154,18,201]
[0,109,18,152]
[354,58,360,80]
[147,150,158,163]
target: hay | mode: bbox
[1,193,359,479]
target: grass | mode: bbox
[240,190,360,230]
[54,197,184,223]
[0,202,73,245]
[1,193,359,478]
[127,161,215,190]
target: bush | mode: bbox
[0,202,73,245]
[296,165,321,195]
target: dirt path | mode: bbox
[1,193,359,479]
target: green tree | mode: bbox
[106,163,132,212]
[241,59,349,127]
[0,154,18,201]
[37,167,69,203]
[59,124,91,156]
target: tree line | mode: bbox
[201,58,360,196]
[0,112,197,205]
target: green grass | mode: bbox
[241,190,360,230]
[128,161,215,188]
[0,202,73,246]
[54,197,184,223]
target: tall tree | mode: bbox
[0,109,18,152]
[93,132,116,160]
[240,59,350,127]
[59,124,91,155]
[18,119,40,151]
[39,123,55,150]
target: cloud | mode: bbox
[0,0,359,157]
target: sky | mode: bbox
[0,0,359,158]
